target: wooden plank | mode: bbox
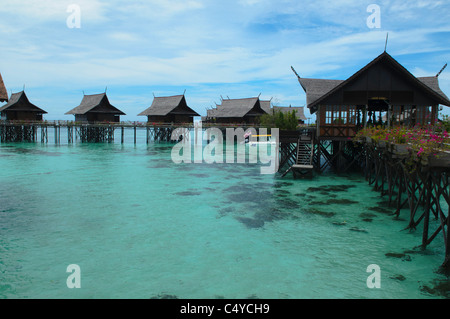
[292,164,314,169]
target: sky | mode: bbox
[1,0,450,122]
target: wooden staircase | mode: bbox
[281,135,314,178]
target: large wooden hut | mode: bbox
[294,51,450,139]
[66,93,125,123]
[0,91,47,121]
[204,97,268,124]
[0,73,7,103]
[138,94,199,124]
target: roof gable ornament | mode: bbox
[436,63,447,77]
[384,32,389,52]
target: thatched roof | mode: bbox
[0,73,7,102]
[296,51,450,113]
[250,100,307,121]
[206,108,219,118]
[260,100,272,113]
[138,94,199,117]
[0,91,46,113]
[298,78,344,108]
[273,106,307,121]
[65,93,125,115]
[417,76,450,102]
[209,97,267,118]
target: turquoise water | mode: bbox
[0,130,448,299]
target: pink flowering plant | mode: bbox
[406,124,449,162]
[353,124,450,164]
[385,126,408,144]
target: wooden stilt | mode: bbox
[359,140,450,269]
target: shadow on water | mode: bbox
[220,174,383,234]
[420,279,450,298]
[174,191,202,196]
[220,181,303,229]
[1,146,63,157]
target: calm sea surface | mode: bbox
[0,129,448,299]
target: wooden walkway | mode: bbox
[0,121,266,144]
[0,121,179,143]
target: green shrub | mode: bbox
[260,110,298,130]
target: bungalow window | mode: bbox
[334,106,348,125]
[325,106,333,124]
[333,109,340,124]
[323,105,359,126]
[415,106,431,125]
[348,107,356,125]
[340,108,348,124]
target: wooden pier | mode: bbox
[0,121,185,144]
[0,121,268,144]
[360,139,450,269]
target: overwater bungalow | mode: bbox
[294,51,450,140]
[0,91,47,121]
[66,93,125,123]
[203,97,268,124]
[0,73,7,103]
[138,94,199,124]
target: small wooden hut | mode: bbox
[273,106,307,125]
[294,51,450,139]
[257,100,307,124]
[0,73,7,103]
[66,93,125,123]
[138,94,199,124]
[203,97,268,124]
[0,91,47,121]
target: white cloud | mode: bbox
[108,32,141,42]
[238,0,266,6]
[115,0,204,20]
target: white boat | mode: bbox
[244,133,276,147]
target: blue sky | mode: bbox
[1,0,449,122]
